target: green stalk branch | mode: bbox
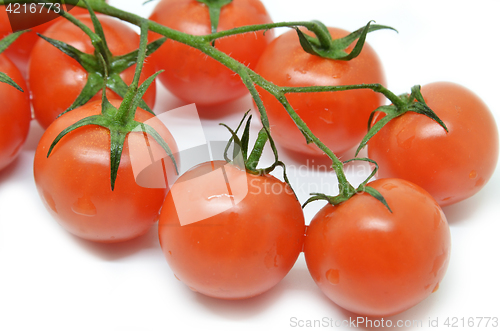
[2,0,402,204]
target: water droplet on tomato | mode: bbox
[382,183,397,191]
[286,74,292,81]
[71,195,97,217]
[264,245,279,269]
[189,286,198,292]
[432,283,439,293]
[174,274,180,281]
[43,190,57,213]
[396,129,415,149]
[326,269,340,285]
[431,252,448,277]
[469,170,477,179]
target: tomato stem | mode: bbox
[3,0,423,206]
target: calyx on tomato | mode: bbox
[355,85,449,156]
[196,0,233,35]
[303,158,392,212]
[0,30,27,90]
[296,20,396,60]
[36,0,165,116]
[221,111,293,187]
[46,20,178,190]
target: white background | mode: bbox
[1,0,500,330]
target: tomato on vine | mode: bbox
[158,115,305,299]
[33,20,178,243]
[148,0,274,106]
[304,178,451,316]
[29,12,159,129]
[365,82,499,206]
[34,99,178,242]
[0,31,31,172]
[254,24,387,157]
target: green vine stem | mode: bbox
[1,0,422,206]
[0,30,28,91]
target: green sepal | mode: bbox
[302,193,349,209]
[0,30,29,54]
[240,114,252,162]
[296,21,396,61]
[108,128,127,191]
[345,157,391,212]
[361,186,392,213]
[47,115,109,157]
[355,105,397,156]
[220,122,245,165]
[0,30,28,91]
[355,85,448,156]
[220,112,295,197]
[343,157,379,188]
[111,37,167,73]
[303,157,391,212]
[407,85,448,132]
[335,21,397,60]
[0,72,23,91]
[106,73,155,115]
[130,71,163,115]
[59,73,104,117]
[131,122,179,175]
[36,33,98,69]
[196,0,233,34]
[38,9,160,118]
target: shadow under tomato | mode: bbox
[190,254,319,320]
[22,119,44,152]
[195,94,254,120]
[441,189,486,225]
[191,284,280,320]
[335,286,441,330]
[0,156,22,184]
[70,223,161,261]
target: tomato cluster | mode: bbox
[0,0,498,326]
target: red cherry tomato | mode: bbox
[254,27,386,157]
[28,14,156,129]
[148,0,274,106]
[304,178,451,316]
[0,53,31,171]
[0,4,104,73]
[33,99,178,243]
[158,161,305,299]
[368,82,499,206]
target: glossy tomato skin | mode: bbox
[28,14,156,129]
[158,161,305,299]
[0,5,103,74]
[34,100,178,243]
[254,27,386,157]
[304,178,451,317]
[368,82,499,206]
[0,54,31,171]
[148,0,274,106]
